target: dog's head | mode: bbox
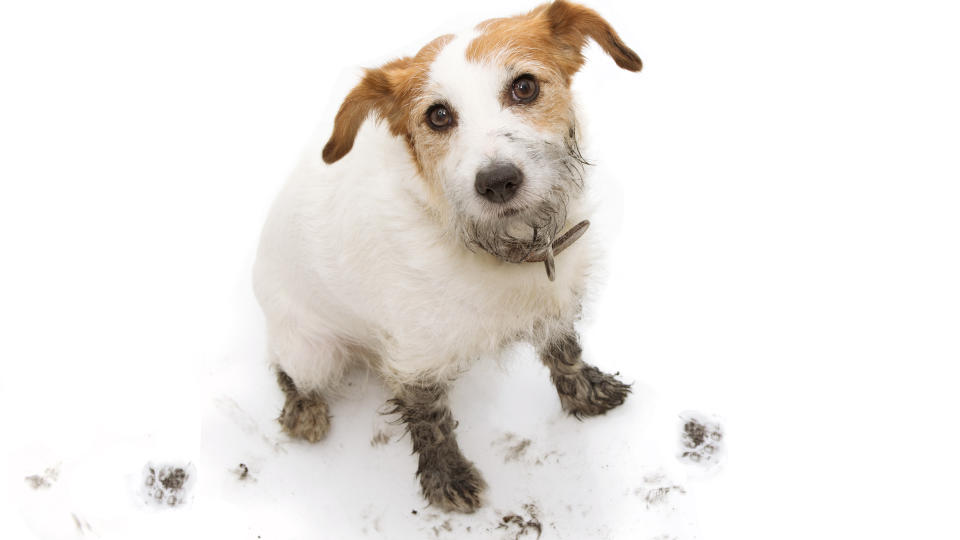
[322,1,641,263]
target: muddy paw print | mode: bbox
[141,462,194,507]
[677,411,725,469]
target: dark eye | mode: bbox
[511,74,539,103]
[426,104,454,130]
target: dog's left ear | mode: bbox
[542,0,642,74]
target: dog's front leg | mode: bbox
[389,383,485,513]
[539,332,631,418]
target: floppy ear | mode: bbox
[322,68,395,164]
[543,0,642,73]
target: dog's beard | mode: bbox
[459,194,568,263]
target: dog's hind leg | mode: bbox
[539,332,631,419]
[266,324,350,442]
[275,368,331,443]
[387,381,485,513]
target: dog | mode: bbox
[253,0,642,513]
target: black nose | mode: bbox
[475,162,524,203]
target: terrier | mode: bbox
[253,0,642,512]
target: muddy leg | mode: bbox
[388,383,485,513]
[539,333,631,419]
[276,369,331,442]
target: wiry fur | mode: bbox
[252,1,641,513]
[387,384,486,512]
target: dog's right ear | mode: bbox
[322,63,402,164]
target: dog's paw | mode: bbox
[278,393,331,443]
[418,455,486,513]
[555,365,631,419]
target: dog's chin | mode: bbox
[480,237,548,263]
[462,211,561,264]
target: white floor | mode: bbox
[3,1,959,539]
[5,279,723,539]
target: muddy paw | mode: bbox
[418,456,486,513]
[555,365,631,418]
[278,393,330,443]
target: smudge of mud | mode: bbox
[24,466,59,489]
[431,519,454,536]
[634,472,687,509]
[497,503,542,539]
[533,450,562,466]
[233,463,255,481]
[142,462,195,507]
[413,509,475,537]
[492,433,560,465]
[370,431,391,447]
[504,439,532,462]
[71,513,93,535]
[677,411,725,468]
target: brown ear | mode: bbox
[543,0,642,73]
[322,68,394,164]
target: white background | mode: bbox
[1,0,958,539]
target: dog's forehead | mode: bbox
[427,33,502,104]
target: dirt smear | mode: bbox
[71,513,93,535]
[370,431,391,447]
[233,463,255,481]
[497,503,542,539]
[493,433,558,465]
[504,438,532,462]
[24,466,59,489]
[634,472,687,509]
[533,450,562,466]
[431,519,454,536]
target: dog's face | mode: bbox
[322,1,641,262]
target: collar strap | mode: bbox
[523,220,590,281]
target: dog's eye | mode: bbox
[426,104,454,131]
[511,75,539,103]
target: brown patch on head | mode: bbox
[467,1,642,84]
[461,1,641,139]
[322,34,454,165]
[323,2,641,166]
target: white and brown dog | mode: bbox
[253,1,641,512]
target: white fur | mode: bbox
[253,34,596,393]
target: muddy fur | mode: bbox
[539,334,631,418]
[276,369,331,443]
[387,384,486,513]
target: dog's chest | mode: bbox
[381,241,591,350]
